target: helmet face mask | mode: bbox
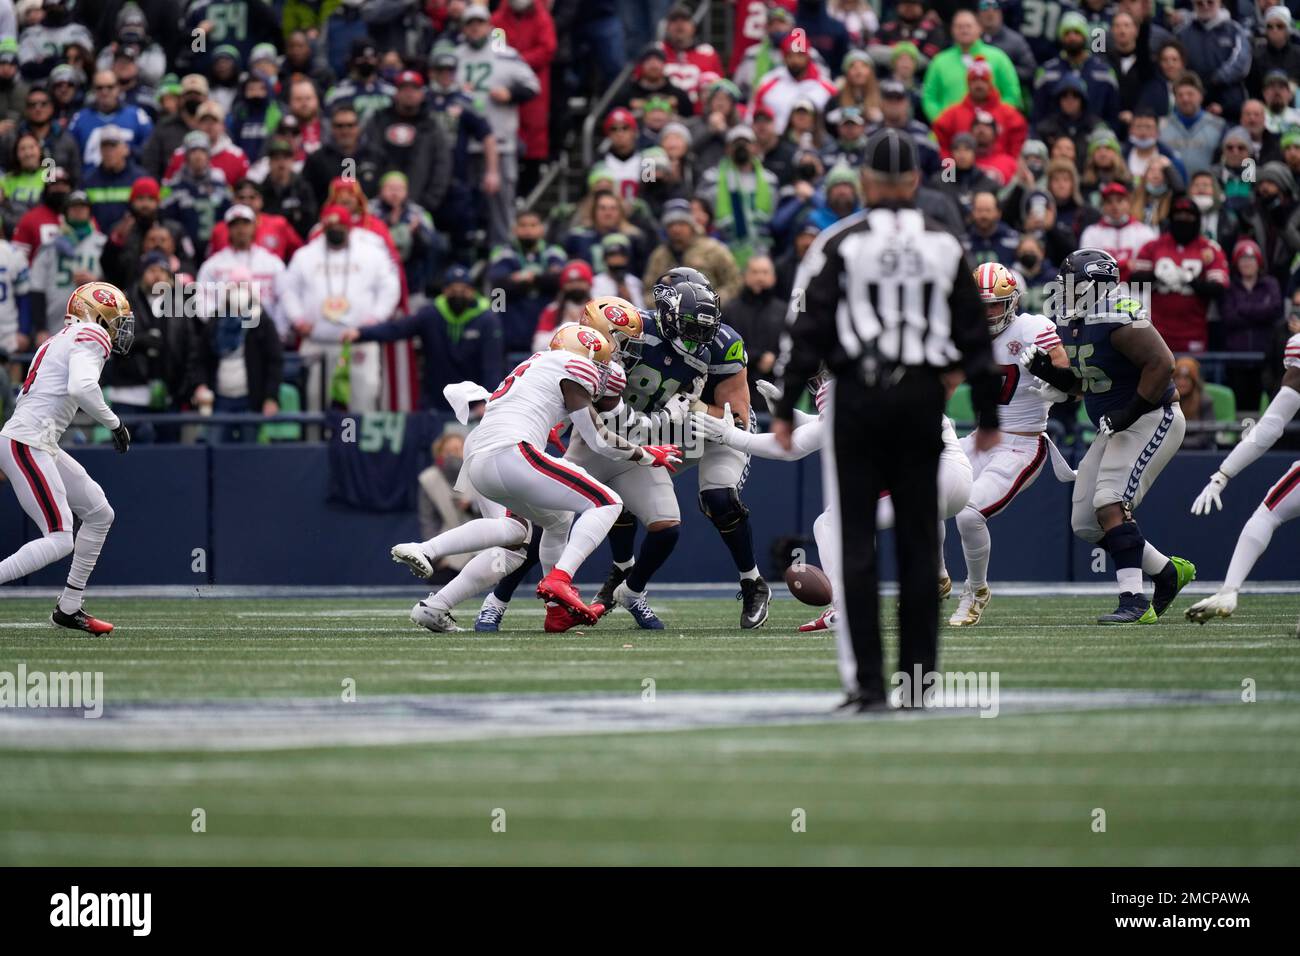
[65,281,135,355]
[973,262,1020,336]
[581,295,645,367]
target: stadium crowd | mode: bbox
[0,0,1298,446]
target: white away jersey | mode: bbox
[1285,333,1300,371]
[467,349,625,459]
[1,321,119,454]
[995,312,1062,432]
[0,242,31,352]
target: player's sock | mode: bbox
[1101,521,1146,595]
[0,531,73,585]
[424,517,526,561]
[700,488,758,577]
[955,506,992,590]
[608,511,637,565]
[57,585,84,614]
[430,547,525,612]
[937,519,949,579]
[812,510,838,586]
[494,529,540,601]
[739,565,760,580]
[626,525,679,593]
[64,502,113,597]
[1141,541,1171,577]
[554,503,621,577]
[614,559,635,572]
[1224,505,1280,591]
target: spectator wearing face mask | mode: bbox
[1079,180,1158,279]
[325,38,396,129]
[532,259,594,352]
[1130,195,1229,353]
[17,0,92,82]
[486,208,566,352]
[591,233,645,309]
[1186,170,1234,247]
[1124,108,1186,186]
[1132,154,1177,229]
[1012,234,1056,314]
[697,124,779,270]
[417,429,478,573]
[226,69,281,164]
[1220,237,1283,406]
[1221,162,1300,286]
[721,253,785,401]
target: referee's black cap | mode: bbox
[862,128,917,180]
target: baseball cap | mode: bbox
[790,97,817,114]
[98,124,126,144]
[838,106,866,126]
[978,0,1001,9]
[66,190,90,208]
[864,127,918,177]
[601,233,632,254]
[158,73,182,96]
[213,44,241,64]
[395,70,425,88]
[767,4,794,22]
[140,250,170,271]
[951,132,977,151]
[661,198,695,227]
[225,204,256,223]
[49,64,79,85]
[249,43,278,65]
[320,204,353,229]
[182,130,211,152]
[442,263,471,286]
[1264,68,1292,87]
[129,177,160,201]
[463,4,490,21]
[1100,180,1130,197]
[196,100,224,122]
[726,124,757,143]
[431,50,458,70]
[667,3,693,20]
[181,74,209,96]
[639,43,667,62]
[973,109,997,128]
[880,79,908,99]
[265,136,294,157]
[780,29,808,55]
[604,108,637,132]
[561,260,594,285]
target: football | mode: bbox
[784,563,834,606]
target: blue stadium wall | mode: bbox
[2,442,1297,588]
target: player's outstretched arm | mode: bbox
[562,380,681,470]
[691,403,822,461]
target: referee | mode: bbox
[774,128,1002,712]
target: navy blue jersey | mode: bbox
[700,323,748,406]
[621,311,712,413]
[1063,291,1176,426]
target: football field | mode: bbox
[1,590,1298,866]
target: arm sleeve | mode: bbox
[724,418,824,461]
[1218,386,1300,479]
[569,405,639,461]
[67,349,120,430]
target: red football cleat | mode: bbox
[544,601,586,633]
[50,606,114,635]
[537,569,598,625]
[797,608,836,633]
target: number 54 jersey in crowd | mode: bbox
[993,312,1062,433]
[1,322,117,454]
[464,348,627,462]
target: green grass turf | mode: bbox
[1,593,1298,865]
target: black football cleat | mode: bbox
[50,606,114,635]
[738,577,771,629]
[593,564,628,618]
[833,691,891,714]
[1097,592,1157,625]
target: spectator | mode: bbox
[734,6,817,99]
[325,38,395,128]
[1189,169,1235,246]
[160,131,231,258]
[1081,131,1136,205]
[1158,72,1226,175]
[365,69,452,219]
[965,189,1021,266]
[1260,72,1300,137]
[867,79,941,178]
[532,258,594,350]
[1241,97,1283,164]
[1045,158,1096,237]
[492,0,555,194]
[1249,7,1300,100]
[282,204,401,412]
[753,30,838,135]
[886,43,924,118]
[1132,153,1178,228]
[834,50,882,125]
[660,3,724,112]
[1176,0,1252,121]
[209,178,304,266]
[161,100,247,186]
[258,137,318,248]
[100,175,192,288]
[1283,129,1300,182]
[0,37,26,125]
[427,49,499,260]
[11,164,71,258]
[870,0,946,66]
[640,137,692,218]
[47,65,84,126]
[999,140,1050,229]
[369,172,438,305]
[1220,236,1283,405]
[280,30,336,100]
[927,132,1000,218]
[564,189,650,278]
[687,79,744,174]
[486,208,565,352]
[67,68,153,171]
[190,203,287,436]
[620,43,695,117]
[722,253,785,401]
[932,57,1028,161]
[1131,195,1228,352]
[417,429,477,572]
[1034,74,1108,165]
[284,77,324,159]
[1107,11,1155,128]
[1033,12,1122,127]
[0,129,44,224]
[1214,126,1260,211]
[303,102,385,204]
[1013,232,1057,314]
[752,105,797,186]
[1136,39,1189,117]
[1224,161,1300,285]
[1018,188,1078,267]
[140,74,206,179]
[226,70,280,164]
[110,49,157,122]
[643,198,741,302]
[455,5,540,246]
[1125,108,1186,184]
[796,0,851,78]
[774,220,819,299]
[921,11,1021,122]
[698,125,779,270]
[1173,357,1218,448]
[828,0,875,45]
[342,262,502,413]
[597,107,647,201]
[83,125,145,229]
[979,0,1036,90]
[970,111,1018,185]
[17,0,92,81]
[1,87,80,179]
[784,97,827,151]
[29,190,104,338]
[821,106,869,169]
[1079,181,1158,277]
[204,45,244,115]
[591,232,645,309]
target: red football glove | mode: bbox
[639,444,683,472]
[547,423,567,453]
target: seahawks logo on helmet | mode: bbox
[657,280,720,352]
[1052,247,1121,321]
[652,266,715,314]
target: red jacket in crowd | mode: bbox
[207,212,304,262]
[931,87,1028,161]
[1132,233,1229,353]
[660,39,725,113]
[493,1,557,161]
[164,137,251,188]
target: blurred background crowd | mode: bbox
[0,0,1298,453]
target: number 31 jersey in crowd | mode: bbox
[994,312,1061,433]
[466,348,627,460]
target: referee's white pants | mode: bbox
[0,439,113,588]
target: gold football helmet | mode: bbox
[581,295,645,364]
[972,262,1020,336]
[551,324,616,364]
[65,281,135,354]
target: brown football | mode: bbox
[783,564,834,607]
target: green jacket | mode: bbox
[921,42,1023,122]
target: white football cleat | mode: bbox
[948,584,991,627]
[411,600,462,633]
[391,542,433,579]
[1184,589,1238,624]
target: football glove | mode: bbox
[659,393,692,426]
[1191,471,1230,515]
[1026,381,1072,404]
[691,403,735,444]
[754,379,782,415]
[638,444,682,472]
[111,423,131,454]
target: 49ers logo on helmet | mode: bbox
[92,288,116,307]
[576,329,603,351]
[602,304,629,326]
